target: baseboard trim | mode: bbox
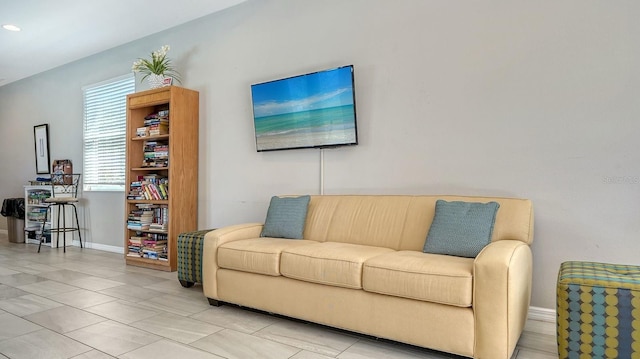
[528,306,555,323]
[72,240,124,254]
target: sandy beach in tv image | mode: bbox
[251,66,357,151]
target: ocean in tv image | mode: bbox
[251,66,357,151]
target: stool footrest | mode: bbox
[557,261,640,358]
[177,229,215,285]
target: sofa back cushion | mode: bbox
[303,195,533,251]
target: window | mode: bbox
[83,74,135,191]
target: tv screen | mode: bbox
[250,65,358,152]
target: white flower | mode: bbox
[131,45,181,84]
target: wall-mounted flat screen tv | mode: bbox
[250,65,358,152]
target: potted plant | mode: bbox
[132,45,182,88]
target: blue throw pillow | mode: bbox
[260,195,311,239]
[423,200,500,258]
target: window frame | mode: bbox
[82,74,135,192]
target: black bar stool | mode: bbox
[38,174,83,253]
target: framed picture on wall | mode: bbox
[34,124,51,174]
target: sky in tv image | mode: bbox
[251,66,357,151]
[251,66,354,118]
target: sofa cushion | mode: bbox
[281,242,394,289]
[218,238,319,276]
[423,200,500,258]
[363,251,474,307]
[261,195,311,239]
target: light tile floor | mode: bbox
[0,232,557,359]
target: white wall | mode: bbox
[1,0,639,309]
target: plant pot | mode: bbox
[147,74,167,89]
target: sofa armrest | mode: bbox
[202,223,263,300]
[473,240,532,359]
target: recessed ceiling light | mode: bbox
[2,24,21,32]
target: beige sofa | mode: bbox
[202,195,534,359]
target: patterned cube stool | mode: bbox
[177,229,216,288]
[557,261,640,359]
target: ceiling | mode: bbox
[0,0,247,87]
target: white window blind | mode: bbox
[83,75,135,191]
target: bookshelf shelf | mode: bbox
[145,229,169,234]
[124,256,171,270]
[131,134,170,141]
[131,167,169,171]
[29,204,49,208]
[127,200,169,205]
[124,86,199,272]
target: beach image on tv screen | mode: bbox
[251,66,357,151]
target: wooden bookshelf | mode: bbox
[124,86,199,271]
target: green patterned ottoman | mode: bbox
[557,261,640,359]
[177,229,215,288]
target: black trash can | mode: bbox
[1,198,25,243]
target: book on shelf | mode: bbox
[142,239,167,247]
[126,204,168,231]
[27,207,48,221]
[128,234,167,245]
[136,127,149,137]
[135,109,170,138]
[142,249,168,260]
[142,140,169,168]
[127,174,168,200]
[27,190,51,204]
[149,223,167,231]
[148,123,169,136]
[127,228,168,260]
[144,109,169,125]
